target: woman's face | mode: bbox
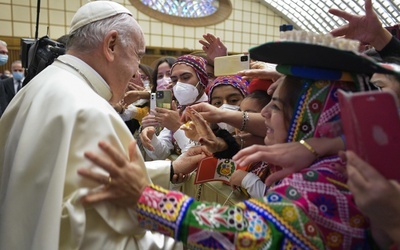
[371,73,400,103]
[240,97,265,113]
[170,64,200,87]
[261,83,288,145]
[157,62,172,80]
[156,62,172,90]
[211,85,244,108]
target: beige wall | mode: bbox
[0,0,287,53]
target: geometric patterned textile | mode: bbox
[137,156,371,249]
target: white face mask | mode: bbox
[157,77,171,90]
[219,104,240,111]
[173,81,199,105]
[217,104,240,133]
[0,54,8,66]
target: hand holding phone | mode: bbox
[214,54,250,76]
[338,90,400,181]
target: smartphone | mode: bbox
[214,54,250,76]
[150,93,156,111]
[338,89,400,181]
[156,90,172,109]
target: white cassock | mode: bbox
[0,55,180,250]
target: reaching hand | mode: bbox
[232,142,316,186]
[230,170,248,189]
[346,151,400,244]
[154,105,181,132]
[78,140,150,206]
[180,121,200,141]
[184,106,228,153]
[173,145,212,174]
[139,126,156,151]
[181,102,223,124]
[141,113,159,129]
[123,91,142,106]
[329,0,392,50]
[237,68,282,82]
[199,33,228,63]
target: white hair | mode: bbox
[67,14,139,53]
[0,40,7,47]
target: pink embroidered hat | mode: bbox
[171,55,209,88]
[70,1,132,33]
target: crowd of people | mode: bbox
[0,0,399,249]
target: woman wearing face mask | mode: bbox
[152,57,177,92]
[134,57,177,131]
[140,55,210,161]
[207,75,248,133]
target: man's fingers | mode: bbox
[81,191,115,205]
[78,168,111,185]
[84,151,118,176]
[128,140,138,162]
[98,141,126,166]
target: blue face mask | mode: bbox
[0,55,8,66]
[12,71,24,81]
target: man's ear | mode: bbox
[103,30,118,62]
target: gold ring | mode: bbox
[107,176,112,186]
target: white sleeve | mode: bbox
[144,127,174,160]
[120,104,137,121]
[241,172,268,198]
[172,128,191,153]
[145,160,171,189]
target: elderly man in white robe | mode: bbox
[0,1,204,249]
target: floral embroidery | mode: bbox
[349,214,366,228]
[247,213,269,239]
[326,232,343,248]
[267,193,282,203]
[192,204,231,228]
[303,170,319,181]
[300,122,312,133]
[313,195,337,218]
[282,206,298,223]
[309,99,322,113]
[285,186,301,200]
[160,196,178,215]
[228,207,247,230]
[304,222,318,237]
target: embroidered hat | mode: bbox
[207,75,249,100]
[171,55,209,88]
[70,1,132,33]
[249,31,396,76]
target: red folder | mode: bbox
[338,90,400,181]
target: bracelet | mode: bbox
[170,161,175,181]
[236,134,245,149]
[300,139,319,158]
[240,111,249,131]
